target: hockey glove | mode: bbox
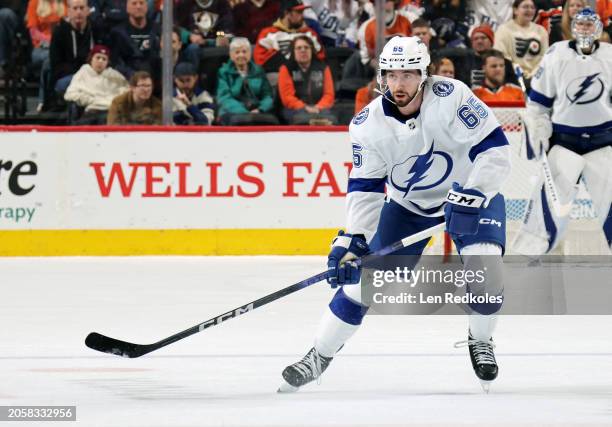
[327,230,369,288]
[444,183,486,238]
[523,113,552,160]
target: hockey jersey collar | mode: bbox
[569,40,600,55]
[382,92,420,124]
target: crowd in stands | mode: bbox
[0,0,610,125]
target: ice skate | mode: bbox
[277,347,333,393]
[455,333,498,393]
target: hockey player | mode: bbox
[515,7,612,255]
[279,36,511,393]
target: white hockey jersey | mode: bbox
[465,0,513,32]
[304,0,360,45]
[347,76,511,241]
[528,40,612,135]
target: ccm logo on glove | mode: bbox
[446,189,485,207]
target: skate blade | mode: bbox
[277,380,299,393]
[480,380,492,394]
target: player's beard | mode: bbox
[392,89,416,107]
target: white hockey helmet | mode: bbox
[571,7,603,52]
[378,36,430,90]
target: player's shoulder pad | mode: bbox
[548,40,575,58]
[349,96,383,137]
[597,41,612,54]
[429,75,472,97]
[429,75,461,98]
[544,43,558,55]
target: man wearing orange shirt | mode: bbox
[254,0,324,72]
[359,0,411,67]
[473,49,524,104]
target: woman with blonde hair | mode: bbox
[550,0,585,44]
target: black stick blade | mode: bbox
[85,332,152,358]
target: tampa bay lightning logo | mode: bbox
[390,143,453,197]
[565,73,604,105]
[432,81,454,97]
[353,108,369,125]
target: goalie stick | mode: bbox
[521,112,573,218]
[85,222,446,358]
[539,147,573,217]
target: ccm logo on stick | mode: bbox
[198,303,255,331]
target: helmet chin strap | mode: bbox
[375,79,427,109]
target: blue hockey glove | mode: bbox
[327,230,369,288]
[444,183,486,237]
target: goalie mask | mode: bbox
[571,7,603,53]
[377,36,430,98]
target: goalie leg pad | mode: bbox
[513,145,585,255]
[581,146,612,247]
[547,144,586,205]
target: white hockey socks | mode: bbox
[314,307,361,358]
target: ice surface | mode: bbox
[0,256,611,426]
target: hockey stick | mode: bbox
[540,148,573,217]
[85,222,446,358]
[520,111,572,218]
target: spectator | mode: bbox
[421,0,466,27]
[168,26,185,66]
[50,0,105,98]
[176,0,233,48]
[26,0,67,111]
[549,0,584,44]
[109,0,160,78]
[411,17,432,47]
[398,0,424,21]
[217,37,278,125]
[278,35,337,125]
[107,70,161,124]
[341,0,408,89]
[305,0,361,47]
[359,0,411,68]
[232,0,280,44]
[436,24,519,88]
[534,2,562,36]
[433,56,455,78]
[473,49,525,103]
[172,62,215,125]
[151,26,185,75]
[64,44,129,123]
[27,0,66,60]
[354,76,378,113]
[0,0,27,73]
[463,0,513,34]
[254,0,325,72]
[94,0,127,28]
[494,0,548,83]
